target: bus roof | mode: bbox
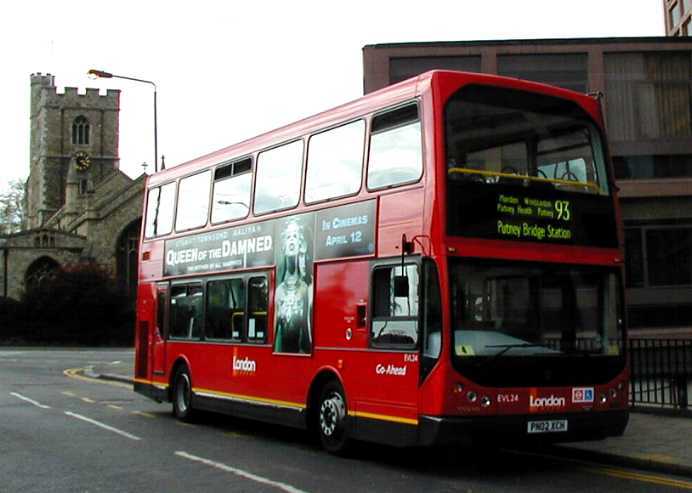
[147,70,599,187]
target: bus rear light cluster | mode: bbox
[466,391,478,403]
[453,383,464,394]
[599,393,608,404]
[480,396,492,408]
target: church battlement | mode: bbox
[31,73,120,111]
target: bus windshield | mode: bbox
[449,259,622,359]
[445,84,610,195]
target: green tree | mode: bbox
[0,179,26,235]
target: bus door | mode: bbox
[356,260,423,430]
[152,282,168,376]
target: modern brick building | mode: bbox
[665,0,692,36]
[363,37,692,331]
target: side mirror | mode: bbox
[393,275,409,298]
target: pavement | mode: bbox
[85,360,692,478]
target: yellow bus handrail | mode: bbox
[447,167,601,193]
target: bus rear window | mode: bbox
[144,182,176,238]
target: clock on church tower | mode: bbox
[74,151,91,172]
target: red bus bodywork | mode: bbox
[134,71,628,449]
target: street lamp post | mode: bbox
[87,69,159,173]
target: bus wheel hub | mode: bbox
[320,393,344,437]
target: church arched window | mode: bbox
[72,116,90,145]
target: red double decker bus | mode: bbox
[134,70,628,453]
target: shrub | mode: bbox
[19,262,134,345]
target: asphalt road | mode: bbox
[1,348,691,493]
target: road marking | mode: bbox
[132,411,156,418]
[175,451,307,493]
[81,397,95,404]
[61,391,76,397]
[10,392,51,409]
[63,367,131,389]
[583,466,692,490]
[64,411,141,441]
[511,448,692,490]
[107,404,124,411]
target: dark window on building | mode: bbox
[498,54,588,93]
[389,56,482,84]
[605,52,692,141]
[625,228,645,287]
[169,283,204,339]
[371,264,419,347]
[646,227,692,286]
[613,154,692,179]
[671,3,682,28]
[72,116,90,145]
[624,224,692,287]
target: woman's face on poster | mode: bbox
[283,221,301,257]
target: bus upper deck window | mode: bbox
[254,140,304,215]
[367,104,423,190]
[211,157,252,224]
[176,170,212,232]
[144,181,176,238]
[305,120,364,203]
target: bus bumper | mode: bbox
[134,381,169,403]
[418,410,629,446]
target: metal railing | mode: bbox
[542,336,692,413]
[629,338,692,412]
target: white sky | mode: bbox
[0,0,665,190]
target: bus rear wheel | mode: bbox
[172,366,195,421]
[317,381,351,454]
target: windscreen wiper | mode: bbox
[484,343,551,360]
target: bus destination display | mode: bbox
[495,193,572,242]
[164,200,376,277]
[447,183,617,248]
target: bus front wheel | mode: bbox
[317,381,351,454]
[172,366,195,421]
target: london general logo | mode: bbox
[572,387,594,404]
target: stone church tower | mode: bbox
[25,73,120,228]
[1,74,145,301]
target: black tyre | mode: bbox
[172,366,195,421]
[317,381,351,454]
